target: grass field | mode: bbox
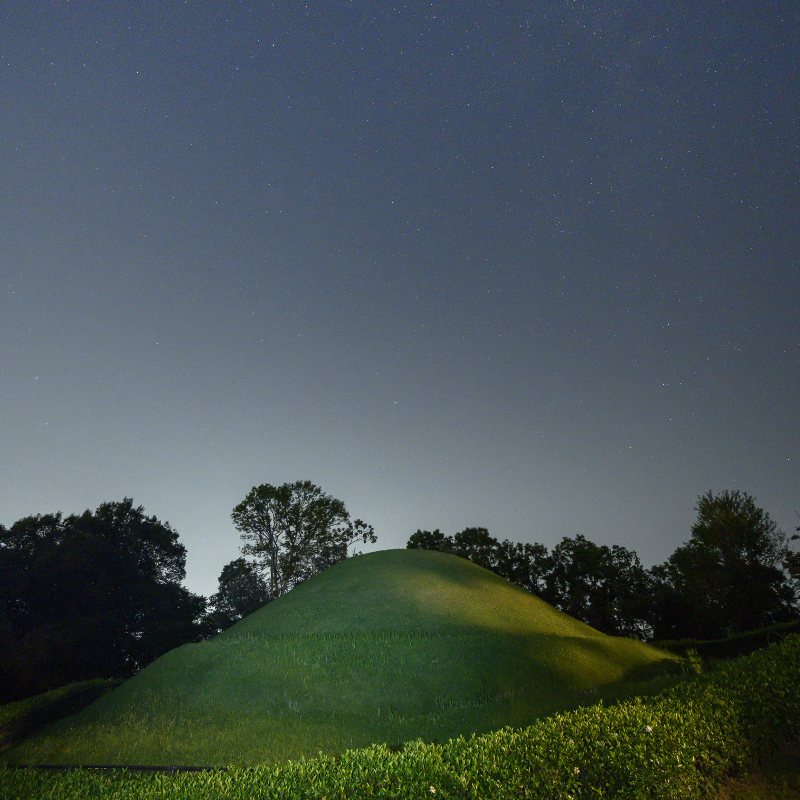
[1,549,681,767]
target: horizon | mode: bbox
[3,488,797,602]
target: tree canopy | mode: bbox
[0,498,207,702]
[650,490,797,639]
[544,535,654,638]
[207,557,270,633]
[231,480,376,600]
[786,522,800,582]
[408,528,651,637]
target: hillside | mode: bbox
[2,549,680,767]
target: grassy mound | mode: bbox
[1,549,679,767]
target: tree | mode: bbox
[406,528,552,599]
[407,529,453,553]
[207,557,270,633]
[493,539,552,597]
[0,499,207,702]
[544,535,654,638]
[451,527,500,571]
[231,480,376,600]
[650,490,797,640]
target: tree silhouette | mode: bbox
[231,480,376,600]
[651,490,797,639]
[207,557,270,632]
[0,499,206,702]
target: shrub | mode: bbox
[653,619,800,661]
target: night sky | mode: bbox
[2,2,798,599]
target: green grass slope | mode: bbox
[2,549,680,767]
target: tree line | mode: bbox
[0,482,375,703]
[406,489,799,642]
[1,482,797,704]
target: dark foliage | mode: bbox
[544,535,654,638]
[0,499,207,703]
[786,525,800,581]
[652,619,800,660]
[649,490,797,640]
[207,557,270,633]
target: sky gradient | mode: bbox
[2,1,798,599]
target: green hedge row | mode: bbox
[3,635,799,800]
[653,619,800,661]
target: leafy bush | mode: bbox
[2,635,799,799]
[653,618,800,661]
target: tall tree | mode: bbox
[0,499,207,702]
[545,535,653,638]
[231,480,376,600]
[786,522,800,582]
[450,527,500,572]
[207,557,270,633]
[650,490,797,639]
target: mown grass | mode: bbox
[0,549,680,767]
[2,635,799,799]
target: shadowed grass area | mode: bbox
[714,739,800,800]
[1,549,681,767]
[0,679,120,753]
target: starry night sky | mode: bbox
[2,1,798,598]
